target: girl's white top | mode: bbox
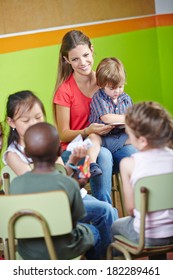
[3,142,87,198]
[130,147,173,238]
[3,142,32,164]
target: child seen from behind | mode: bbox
[10,122,100,259]
[111,101,173,247]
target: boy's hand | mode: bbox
[68,146,87,165]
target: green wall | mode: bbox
[156,26,173,115]
[0,24,173,127]
[92,28,162,106]
[0,45,59,123]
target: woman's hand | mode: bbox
[85,123,113,136]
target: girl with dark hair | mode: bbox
[3,90,46,175]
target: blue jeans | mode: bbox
[61,147,113,204]
[112,145,137,173]
[111,216,173,246]
[82,223,101,260]
[82,194,118,258]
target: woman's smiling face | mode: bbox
[66,44,94,76]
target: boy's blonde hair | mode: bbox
[125,101,173,148]
[96,57,126,89]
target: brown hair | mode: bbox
[54,30,92,92]
[125,101,173,148]
[53,30,92,126]
[96,57,126,88]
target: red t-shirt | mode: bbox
[53,74,91,150]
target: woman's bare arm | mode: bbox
[55,105,87,141]
[55,104,113,141]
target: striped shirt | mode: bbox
[89,89,133,124]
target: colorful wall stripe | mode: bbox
[0,13,173,127]
[0,14,173,54]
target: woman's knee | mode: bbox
[97,147,113,167]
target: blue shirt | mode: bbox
[89,89,133,124]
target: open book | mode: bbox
[106,122,125,126]
[104,122,125,129]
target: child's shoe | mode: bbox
[90,163,102,177]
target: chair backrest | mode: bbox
[1,165,17,183]
[1,166,17,194]
[0,190,72,239]
[1,164,67,194]
[55,163,67,175]
[135,173,173,212]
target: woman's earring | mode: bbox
[12,128,15,131]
